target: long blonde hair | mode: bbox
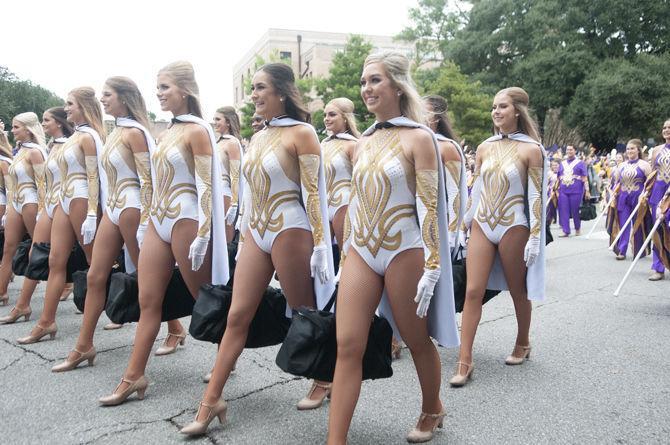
[69,87,106,142]
[363,51,424,124]
[326,97,360,138]
[105,76,150,129]
[0,130,12,158]
[158,61,203,118]
[493,87,541,143]
[14,112,46,146]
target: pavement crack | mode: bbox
[0,338,53,362]
[228,376,302,402]
[166,408,219,444]
[0,352,25,371]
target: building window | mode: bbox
[280,51,292,62]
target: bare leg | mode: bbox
[200,233,274,411]
[497,226,532,354]
[14,210,52,310]
[327,249,383,444]
[457,222,497,365]
[20,203,37,238]
[0,207,26,296]
[384,249,442,426]
[331,206,347,249]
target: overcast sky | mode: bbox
[3,0,416,121]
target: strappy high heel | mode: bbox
[180,399,228,436]
[17,322,57,344]
[505,344,531,365]
[296,381,331,410]
[448,361,474,387]
[406,411,446,443]
[52,347,97,372]
[60,283,74,301]
[154,331,186,356]
[0,306,32,324]
[99,376,149,406]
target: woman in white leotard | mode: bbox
[424,95,467,251]
[99,61,229,406]
[52,77,186,372]
[0,124,12,230]
[213,106,242,242]
[322,97,359,249]
[327,52,458,445]
[0,113,47,310]
[449,87,547,387]
[0,108,73,324]
[180,63,334,436]
[17,88,105,344]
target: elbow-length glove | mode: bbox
[190,155,213,271]
[414,170,441,318]
[81,156,99,244]
[463,172,482,231]
[33,162,47,218]
[225,159,241,225]
[134,152,152,247]
[299,154,330,285]
[524,167,543,267]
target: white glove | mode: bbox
[310,243,331,285]
[136,223,148,247]
[414,268,441,318]
[225,203,238,226]
[523,236,541,267]
[188,236,210,271]
[1,214,5,227]
[81,214,97,245]
[235,240,243,262]
[333,267,342,284]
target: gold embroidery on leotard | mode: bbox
[58,137,87,200]
[444,160,461,232]
[133,152,152,225]
[102,129,140,210]
[194,155,213,238]
[45,144,62,208]
[9,149,36,206]
[151,126,197,223]
[299,153,325,246]
[476,141,524,230]
[323,139,352,208]
[655,148,670,183]
[416,170,440,270]
[619,163,643,193]
[229,159,240,206]
[243,128,300,237]
[352,130,415,257]
[528,166,543,237]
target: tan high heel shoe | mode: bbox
[154,331,186,356]
[17,322,57,344]
[0,306,32,324]
[406,410,446,443]
[296,381,331,410]
[180,399,228,436]
[59,284,74,301]
[0,293,8,306]
[52,347,97,372]
[448,361,474,387]
[505,344,531,365]
[99,376,149,406]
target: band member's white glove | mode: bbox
[1,214,5,227]
[524,236,541,267]
[310,243,331,285]
[188,236,210,271]
[414,268,440,318]
[136,223,148,247]
[225,203,238,225]
[235,240,243,262]
[81,214,97,245]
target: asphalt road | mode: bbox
[0,218,668,444]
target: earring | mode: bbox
[515,114,519,117]
[397,91,402,96]
[280,97,284,102]
[182,95,186,99]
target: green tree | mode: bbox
[565,53,670,148]
[416,62,493,147]
[0,66,63,141]
[315,35,375,136]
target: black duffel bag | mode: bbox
[24,241,88,282]
[451,253,499,313]
[72,268,124,313]
[0,229,4,260]
[276,289,393,382]
[11,238,32,276]
[105,268,193,324]
[579,199,597,221]
[190,284,290,347]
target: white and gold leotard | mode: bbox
[45,141,66,219]
[9,143,45,213]
[57,134,89,216]
[474,139,528,244]
[322,134,354,221]
[347,127,423,275]
[150,123,198,242]
[242,126,311,253]
[101,127,141,225]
